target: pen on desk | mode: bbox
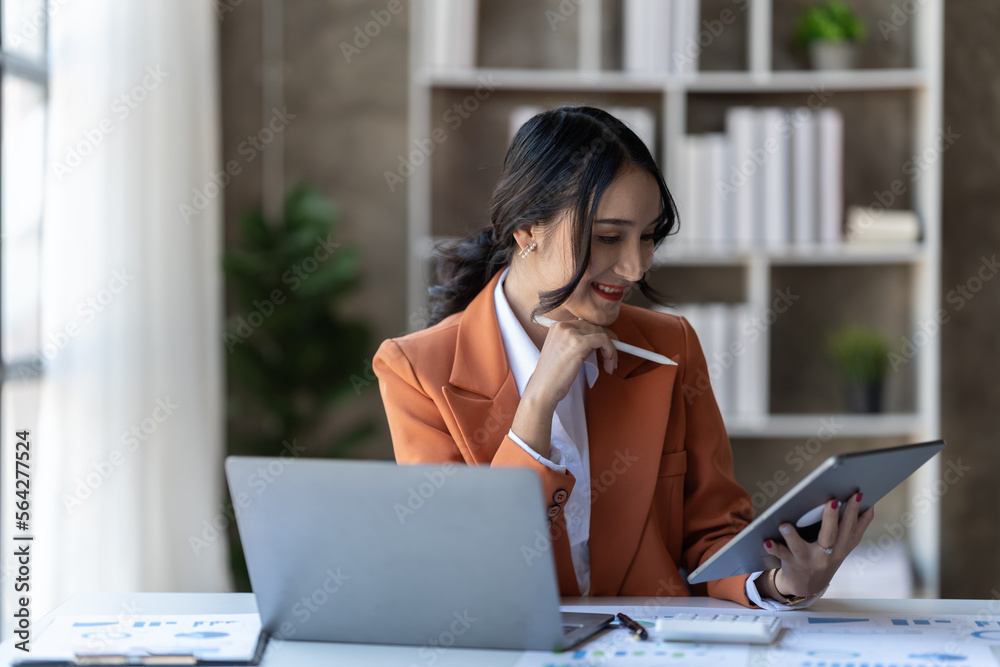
[616,612,648,640]
[532,316,678,366]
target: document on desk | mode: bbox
[13,613,266,665]
[516,605,751,667]
[520,607,1000,666]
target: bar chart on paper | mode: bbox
[518,609,1000,667]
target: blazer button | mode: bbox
[546,504,561,519]
[553,489,569,504]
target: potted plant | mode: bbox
[222,184,375,590]
[796,1,866,70]
[826,324,888,413]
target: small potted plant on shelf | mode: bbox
[796,1,866,70]
[826,324,888,413]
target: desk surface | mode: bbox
[3,593,999,666]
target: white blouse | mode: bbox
[493,266,816,610]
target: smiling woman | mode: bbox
[372,106,873,609]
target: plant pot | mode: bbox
[845,381,882,413]
[809,41,858,70]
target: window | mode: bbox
[1,0,48,638]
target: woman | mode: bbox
[373,106,873,609]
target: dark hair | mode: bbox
[427,105,678,327]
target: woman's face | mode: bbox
[535,165,661,326]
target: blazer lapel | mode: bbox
[587,307,679,595]
[439,272,682,595]
[441,270,519,465]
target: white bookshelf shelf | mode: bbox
[423,67,929,93]
[723,413,925,439]
[654,243,926,267]
[409,0,942,596]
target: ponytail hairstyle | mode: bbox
[427,105,679,327]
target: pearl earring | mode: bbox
[518,242,537,259]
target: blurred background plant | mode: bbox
[796,0,866,45]
[826,324,889,413]
[221,183,374,590]
[796,1,866,69]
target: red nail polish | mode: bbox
[855,492,863,502]
[831,499,839,510]
[764,539,773,549]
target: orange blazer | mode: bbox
[373,268,755,606]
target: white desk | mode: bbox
[3,593,999,666]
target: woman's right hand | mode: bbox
[510,317,619,459]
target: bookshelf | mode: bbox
[407,0,942,596]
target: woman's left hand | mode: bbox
[762,491,875,597]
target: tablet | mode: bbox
[687,439,946,584]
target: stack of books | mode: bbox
[657,303,765,419]
[623,0,701,74]
[508,105,657,157]
[675,107,845,250]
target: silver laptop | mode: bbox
[225,457,613,651]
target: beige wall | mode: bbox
[220,0,410,461]
[219,0,1000,597]
[940,1,1000,600]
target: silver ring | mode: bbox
[818,544,834,555]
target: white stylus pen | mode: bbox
[533,316,678,366]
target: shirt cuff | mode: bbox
[507,429,568,474]
[745,571,825,611]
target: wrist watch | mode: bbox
[766,568,822,605]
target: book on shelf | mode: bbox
[425,0,478,69]
[760,108,791,248]
[817,107,844,246]
[657,302,762,419]
[623,0,701,74]
[508,105,656,158]
[509,105,543,140]
[845,207,921,244]
[725,106,758,248]
[791,107,818,245]
[676,106,846,250]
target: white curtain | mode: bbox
[33,0,229,616]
